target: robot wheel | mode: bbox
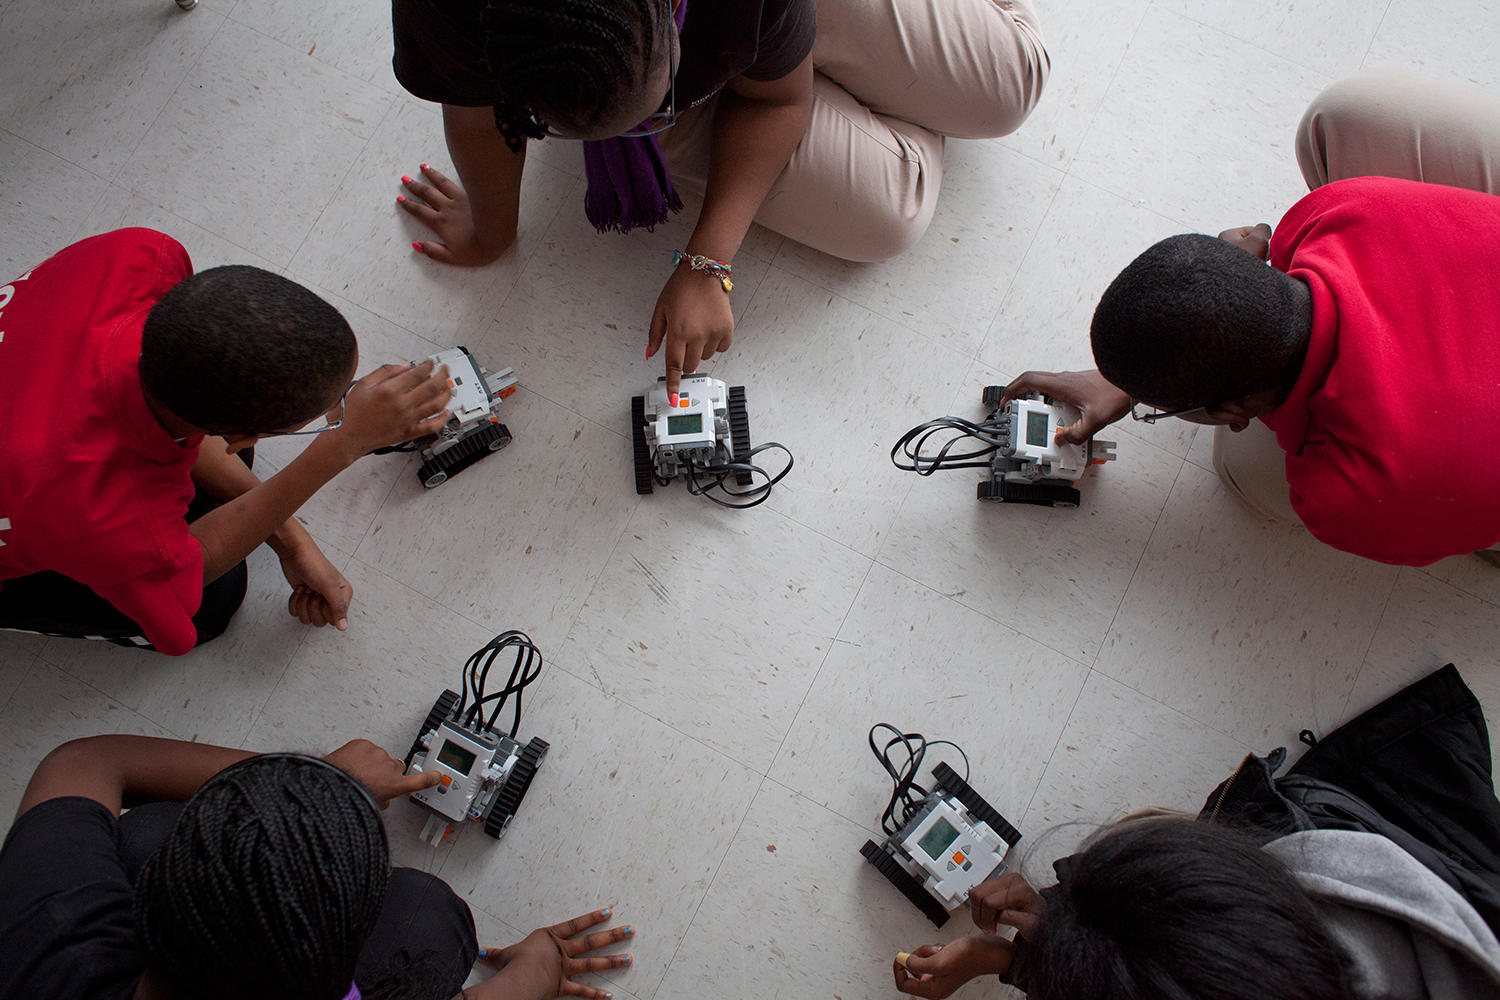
[483,737,550,840]
[860,839,951,927]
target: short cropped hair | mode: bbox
[1090,234,1304,411]
[141,266,357,433]
[1023,818,1356,1000]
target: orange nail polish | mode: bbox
[669,392,679,406]
[421,163,430,170]
[401,175,412,183]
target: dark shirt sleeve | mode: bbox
[0,798,142,1000]
[997,883,1062,995]
[740,0,816,81]
[391,0,498,107]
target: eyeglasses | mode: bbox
[266,380,358,437]
[544,0,677,139]
[1129,401,1209,423]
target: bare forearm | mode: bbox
[17,736,256,820]
[695,70,812,261]
[444,104,526,253]
[190,432,360,581]
[190,438,312,559]
[456,961,554,1000]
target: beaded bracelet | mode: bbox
[672,250,733,292]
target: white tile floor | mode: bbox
[2,1,1499,997]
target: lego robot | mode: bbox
[632,373,754,494]
[978,385,1116,508]
[395,346,517,489]
[403,631,549,846]
[860,761,1022,927]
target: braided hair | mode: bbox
[134,755,390,1000]
[482,0,670,150]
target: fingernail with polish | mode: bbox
[601,908,611,918]
[669,393,679,406]
[421,163,430,170]
[477,948,488,960]
[622,955,632,965]
[624,927,634,936]
[412,242,424,252]
[401,175,412,183]
[396,195,405,203]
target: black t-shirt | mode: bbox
[0,798,143,1000]
[391,0,816,110]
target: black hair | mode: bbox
[134,755,389,1000]
[1022,818,1356,1000]
[1090,234,1307,411]
[140,266,357,434]
[482,0,670,150]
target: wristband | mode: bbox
[671,250,733,292]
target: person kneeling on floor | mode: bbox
[1002,68,1500,566]
[893,664,1500,1000]
[0,734,634,1000]
[0,228,454,653]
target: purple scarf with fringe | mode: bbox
[582,0,687,234]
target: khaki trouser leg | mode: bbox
[1218,68,1500,525]
[1296,68,1500,194]
[659,0,1049,262]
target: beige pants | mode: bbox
[1215,68,1500,525]
[658,0,1048,262]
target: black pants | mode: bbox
[0,450,254,651]
[118,801,479,995]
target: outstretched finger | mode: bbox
[561,981,615,1000]
[646,305,667,361]
[561,925,634,958]
[548,908,614,941]
[420,163,463,199]
[999,372,1048,406]
[396,770,442,799]
[663,341,684,402]
[401,174,445,207]
[565,953,631,975]
[397,195,440,225]
[412,239,456,263]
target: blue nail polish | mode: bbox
[625,926,634,935]
[623,955,632,965]
[477,948,488,959]
[602,908,611,918]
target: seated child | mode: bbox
[0,228,453,653]
[891,664,1500,999]
[0,734,633,1000]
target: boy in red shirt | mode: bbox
[1001,69,1500,566]
[0,229,453,654]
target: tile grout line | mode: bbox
[1333,565,1405,730]
[1359,0,1396,71]
[1060,0,1153,188]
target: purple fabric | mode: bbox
[339,985,361,1000]
[581,0,688,234]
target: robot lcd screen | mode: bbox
[917,817,961,859]
[1025,410,1050,448]
[436,740,478,775]
[667,413,703,436]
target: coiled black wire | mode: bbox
[456,631,544,737]
[890,416,1009,476]
[869,723,972,836]
[680,441,795,509]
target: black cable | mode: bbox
[868,723,972,836]
[682,441,794,509]
[453,631,544,738]
[890,417,1010,476]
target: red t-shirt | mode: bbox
[0,229,204,654]
[1264,177,1500,565]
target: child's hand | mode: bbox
[277,537,352,630]
[647,264,734,402]
[335,360,453,456]
[484,908,634,999]
[968,871,1046,937]
[323,739,440,808]
[894,937,1013,998]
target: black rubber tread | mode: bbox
[406,689,460,768]
[982,384,1005,408]
[976,478,1081,508]
[932,761,1022,847]
[632,396,654,495]
[727,385,753,486]
[417,422,511,487]
[861,839,951,927]
[484,737,549,839]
